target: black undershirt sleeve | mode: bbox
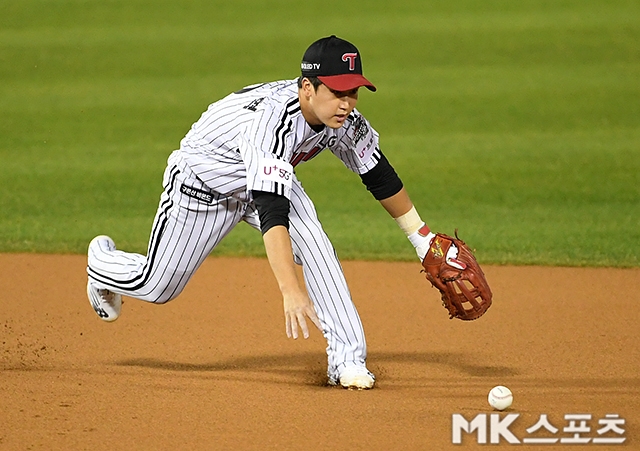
[252,190,290,235]
[359,152,404,200]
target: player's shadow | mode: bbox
[116,352,329,387]
[117,352,322,373]
[116,350,519,386]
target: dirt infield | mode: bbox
[1,254,638,450]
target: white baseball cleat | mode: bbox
[87,281,122,322]
[87,235,122,322]
[330,366,376,390]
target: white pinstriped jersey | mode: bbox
[179,79,382,201]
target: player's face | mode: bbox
[301,82,359,129]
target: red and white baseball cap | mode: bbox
[301,35,376,92]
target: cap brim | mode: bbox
[318,74,377,92]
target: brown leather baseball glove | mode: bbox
[421,231,492,320]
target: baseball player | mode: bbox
[87,35,439,390]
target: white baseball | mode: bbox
[488,385,513,411]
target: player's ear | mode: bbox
[300,77,315,98]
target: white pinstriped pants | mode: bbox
[87,152,367,379]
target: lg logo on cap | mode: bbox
[342,53,358,71]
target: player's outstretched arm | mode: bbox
[262,225,322,339]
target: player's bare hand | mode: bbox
[283,292,322,339]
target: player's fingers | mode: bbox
[297,314,310,339]
[290,314,300,340]
[285,314,293,339]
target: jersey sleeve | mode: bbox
[329,110,382,175]
[238,98,299,199]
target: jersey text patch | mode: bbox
[259,158,294,189]
[244,97,265,111]
[353,115,369,146]
[180,184,214,204]
[352,116,375,163]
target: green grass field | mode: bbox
[1,0,638,267]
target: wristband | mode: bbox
[394,206,424,236]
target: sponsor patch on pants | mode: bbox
[180,184,214,204]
